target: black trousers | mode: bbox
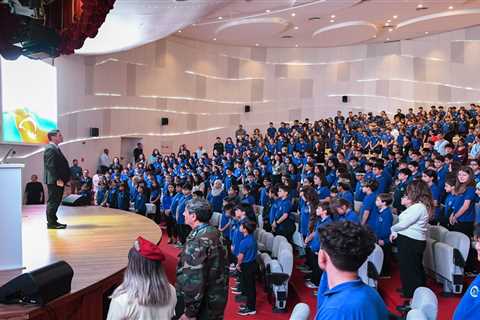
[379,242,392,276]
[46,184,64,225]
[451,221,476,272]
[177,224,192,244]
[240,261,257,309]
[305,247,321,285]
[397,234,426,298]
[165,212,177,239]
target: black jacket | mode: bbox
[44,144,70,184]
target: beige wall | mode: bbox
[4,25,480,188]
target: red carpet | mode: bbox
[159,229,466,319]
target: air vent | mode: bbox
[416,6,428,11]
[281,35,293,39]
[309,17,321,21]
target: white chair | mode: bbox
[289,303,310,320]
[358,244,384,288]
[268,246,293,312]
[409,287,438,320]
[406,309,428,320]
[209,211,222,227]
[145,203,156,215]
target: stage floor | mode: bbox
[0,205,162,293]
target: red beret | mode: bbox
[136,237,165,262]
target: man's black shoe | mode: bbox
[48,223,67,229]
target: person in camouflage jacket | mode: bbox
[175,198,229,320]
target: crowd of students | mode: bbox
[78,104,480,318]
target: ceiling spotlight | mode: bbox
[294,26,299,30]
[373,35,377,38]
[417,4,423,9]
[389,28,393,32]
[330,19,335,23]
[213,38,217,41]
[295,44,299,47]
[255,43,259,46]
[448,6,454,10]
[331,14,336,18]
[178,30,182,33]
[218,16,223,20]
[393,15,398,19]
[387,19,392,23]
[265,9,271,13]
[291,12,296,17]
[386,37,390,41]
[425,31,429,34]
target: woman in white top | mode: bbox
[390,180,433,301]
[107,237,176,320]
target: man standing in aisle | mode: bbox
[44,130,70,229]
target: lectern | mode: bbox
[0,163,24,270]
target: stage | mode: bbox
[0,205,162,320]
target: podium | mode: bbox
[0,164,24,270]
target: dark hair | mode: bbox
[455,166,476,195]
[398,168,412,176]
[182,183,193,190]
[332,198,351,209]
[186,198,212,222]
[377,193,393,206]
[363,180,378,192]
[422,169,437,182]
[241,219,257,234]
[223,203,234,212]
[318,221,376,272]
[47,129,60,141]
[235,203,256,220]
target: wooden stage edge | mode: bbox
[0,205,162,320]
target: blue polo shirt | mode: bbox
[335,209,360,224]
[360,192,379,230]
[239,234,257,263]
[456,186,476,222]
[454,275,480,320]
[276,198,293,231]
[315,274,388,320]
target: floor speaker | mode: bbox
[62,194,90,206]
[0,261,74,305]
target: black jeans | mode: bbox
[165,212,177,239]
[46,184,64,225]
[240,261,257,309]
[305,247,321,285]
[396,234,426,298]
[177,224,192,244]
[451,221,476,272]
[379,242,392,276]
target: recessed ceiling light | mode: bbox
[393,15,398,19]
[291,12,296,17]
[213,38,217,41]
[389,28,393,32]
[448,6,454,10]
[255,43,259,46]
[385,22,390,26]
[387,19,392,23]
[218,16,223,20]
[295,44,299,47]
[330,19,335,23]
[425,31,429,34]
[294,26,299,30]
[178,30,182,33]
[373,35,377,38]
[265,9,271,13]
[331,15,336,19]
[386,37,390,41]
[417,4,423,8]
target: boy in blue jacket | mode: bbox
[375,193,393,277]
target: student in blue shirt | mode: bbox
[360,180,379,230]
[315,221,388,320]
[450,167,477,273]
[258,177,271,207]
[134,185,147,215]
[375,193,393,277]
[393,168,411,214]
[337,182,354,206]
[116,183,130,211]
[234,219,258,316]
[219,203,234,246]
[332,198,360,223]
[240,184,256,205]
[96,180,107,206]
[272,184,295,242]
[304,203,333,288]
[149,179,161,220]
[207,179,227,213]
[107,180,118,209]
[421,169,440,221]
[372,163,388,193]
[354,171,366,206]
[453,224,480,320]
[176,183,193,246]
[162,184,177,244]
[231,203,253,264]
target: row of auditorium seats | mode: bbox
[423,225,470,295]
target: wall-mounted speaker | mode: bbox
[244,105,251,113]
[89,127,99,137]
[161,117,169,126]
[342,96,349,103]
[0,261,74,305]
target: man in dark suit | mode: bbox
[44,130,70,229]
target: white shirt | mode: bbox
[92,174,101,192]
[99,153,112,167]
[391,203,429,241]
[107,284,176,320]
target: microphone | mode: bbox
[0,148,15,164]
[289,303,310,320]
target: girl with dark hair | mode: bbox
[450,166,477,272]
[107,237,176,319]
[390,180,433,303]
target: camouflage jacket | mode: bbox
[176,223,228,319]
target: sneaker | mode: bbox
[231,289,243,295]
[238,307,256,316]
[300,268,312,274]
[305,280,318,289]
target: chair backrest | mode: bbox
[410,287,438,320]
[256,229,266,242]
[406,309,428,320]
[278,248,293,277]
[289,303,310,320]
[264,232,275,252]
[272,235,288,258]
[209,211,222,227]
[278,241,293,255]
[292,231,304,248]
[358,244,384,287]
[428,225,449,242]
[444,231,470,262]
[369,244,384,278]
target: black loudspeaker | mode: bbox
[89,127,99,137]
[62,194,90,206]
[244,105,251,113]
[342,95,349,103]
[0,261,74,305]
[161,117,169,126]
